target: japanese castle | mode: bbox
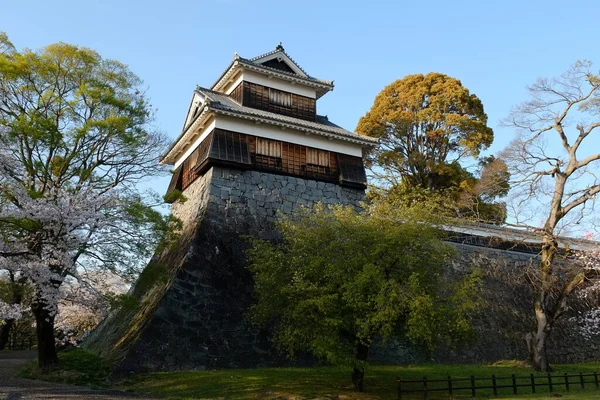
[162,44,377,199]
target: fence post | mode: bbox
[447,375,453,397]
[492,374,498,397]
[471,375,476,398]
[423,377,428,400]
[580,372,585,389]
[397,378,402,400]
[512,374,517,395]
[548,373,553,392]
[564,373,570,392]
[595,371,599,389]
[530,373,536,394]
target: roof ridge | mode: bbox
[195,86,223,96]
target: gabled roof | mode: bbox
[249,44,310,77]
[211,44,334,98]
[161,87,378,164]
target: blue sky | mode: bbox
[3,0,600,198]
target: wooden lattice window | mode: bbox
[256,138,282,158]
[268,88,293,108]
[338,154,367,187]
[306,148,330,167]
[210,130,251,164]
[177,132,216,190]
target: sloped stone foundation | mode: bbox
[84,166,364,375]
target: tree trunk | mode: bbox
[527,235,557,372]
[32,302,57,368]
[0,319,14,350]
[351,342,370,392]
[527,318,551,372]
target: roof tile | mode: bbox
[195,87,376,145]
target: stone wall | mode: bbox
[369,243,600,364]
[87,166,364,375]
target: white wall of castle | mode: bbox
[223,70,317,98]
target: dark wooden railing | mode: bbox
[397,372,600,399]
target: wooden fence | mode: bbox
[397,372,600,399]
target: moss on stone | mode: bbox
[132,262,169,298]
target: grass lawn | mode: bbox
[18,348,112,388]
[18,349,600,399]
[120,362,600,400]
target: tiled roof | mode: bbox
[236,57,333,87]
[195,86,377,145]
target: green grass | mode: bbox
[18,348,112,388]
[119,362,600,400]
[18,351,600,399]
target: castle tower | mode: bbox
[85,45,377,374]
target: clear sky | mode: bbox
[3,0,600,198]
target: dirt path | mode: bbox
[0,351,157,400]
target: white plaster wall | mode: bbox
[224,70,317,98]
[215,116,363,156]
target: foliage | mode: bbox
[247,203,481,391]
[18,348,112,388]
[0,271,34,349]
[131,262,169,297]
[163,189,186,204]
[54,271,130,345]
[121,363,600,400]
[356,72,494,190]
[0,32,173,366]
[502,60,600,371]
[0,276,28,323]
[357,73,508,223]
[373,156,510,224]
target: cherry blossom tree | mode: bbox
[0,34,172,367]
[571,249,600,338]
[54,271,129,346]
[0,300,23,322]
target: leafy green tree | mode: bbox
[0,34,171,367]
[247,204,481,392]
[356,73,508,223]
[357,72,494,190]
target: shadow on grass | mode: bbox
[16,349,600,399]
[120,363,600,400]
[18,348,112,388]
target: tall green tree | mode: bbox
[357,72,494,190]
[0,34,171,367]
[356,73,508,222]
[247,204,481,392]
